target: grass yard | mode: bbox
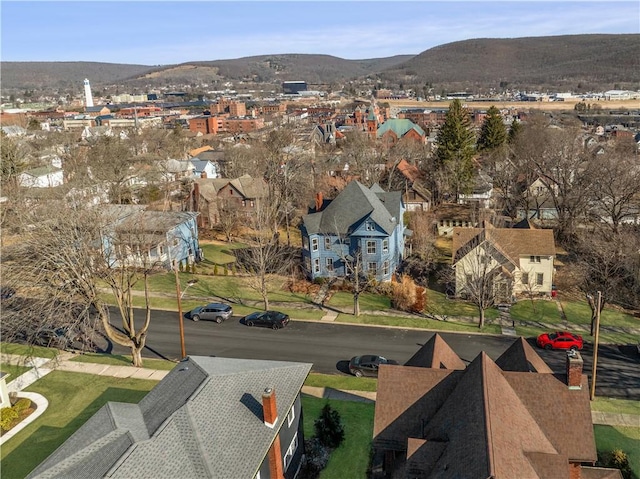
[510,299,562,323]
[326,292,391,310]
[425,289,500,321]
[336,313,502,334]
[0,371,158,479]
[302,395,375,479]
[305,373,378,392]
[594,425,640,476]
[69,353,177,370]
[0,363,32,381]
[591,397,640,416]
[0,343,59,360]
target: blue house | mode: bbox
[99,205,201,271]
[300,181,407,282]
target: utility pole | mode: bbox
[590,291,601,400]
[174,263,186,359]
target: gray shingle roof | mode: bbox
[27,356,311,479]
[303,181,401,235]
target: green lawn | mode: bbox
[302,396,375,479]
[591,397,640,416]
[594,425,640,476]
[0,343,59,359]
[305,373,378,392]
[425,289,500,321]
[0,371,157,479]
[510,299,562,323]
[0,363,32,381]
[327,291,391,310]
[336,313,502,334]
[69,353,177,370]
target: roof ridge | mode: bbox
[480,353,497,478]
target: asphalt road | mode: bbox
[101,307,640,399]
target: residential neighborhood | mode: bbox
[1,14,640,479]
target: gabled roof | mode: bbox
[190,159,215,172]
[452,227,555,266]
[376,118,425,139]
[374,337,600,478]
[302,181,401,236]
[495,337,553,373]
[28,356,312,479]
[404,333,466,369]
[396,159,421,183]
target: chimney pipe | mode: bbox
[315,192,323,212]
[262,387,278,428]
[566,350,583,389]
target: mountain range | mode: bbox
[2,34,638,93]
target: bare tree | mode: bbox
[585,139,640,234]
[216,199,242,242]
[235,201,294,310]
[1,201,175,366]
[453,239,511,328]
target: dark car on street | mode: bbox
[242,311,290,329]
[33,327,84,350]
[537,331,584,350]
[189,303,233,323]
[348,355,398,377]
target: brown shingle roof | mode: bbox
[373,337,604,478]
[452,227,555,265]
[496,337,553,373]
[405,333,466,370]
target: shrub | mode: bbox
[0,407,18,431]
[223,264,228,276]
[314,404,345,449]
[214,264,219,275]
[597,449,634,479]
[391,275,417,312]
[299,438,330,479]
[13,398,31,413]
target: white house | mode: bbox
[19,165,64,188]
[190,159,220,179]
[452,225,556,301]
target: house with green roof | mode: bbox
[375,118,426,146]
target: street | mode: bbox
[102,307,640,399]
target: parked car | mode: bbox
[537,331,583,350]
[242,311,289,329]
[190,303,233,323]
[348,355,398,377]
[33,327,83,350]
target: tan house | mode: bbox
[372,334,623,479]
[452,225,555,301]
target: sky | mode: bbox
[1,1,638,65]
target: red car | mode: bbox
[537,331,583,350]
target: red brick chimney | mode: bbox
[263,387,284,479]
[262,387,278,428]
[566,350,583,389]
[315,192,323,212]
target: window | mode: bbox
[366,240,376,255]
[283,432,299,471]
[530,255,541,263]
[536,273,544,286]
[368,262,378,275]
[325,237,331,250]
[303,237,309,249]
[522,272,529,284]
[382,239,389,253]
[173,238,179,247]
[326,258,334,272]
[287,406,296,427]
[314,258,320,273]
[366,221,375,231]
[311,238,318,252]
[382,260,389,276]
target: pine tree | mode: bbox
[507,118,523,144]
[477,105,507,151]
[435,99,476,202]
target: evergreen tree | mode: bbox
[507,118,523,144]
[477,105,507,151]
[314,404,345,449]
[435,99,476,202]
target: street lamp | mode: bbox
[174,268,198,360]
